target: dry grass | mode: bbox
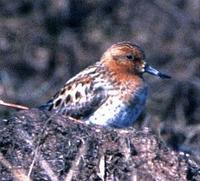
[0,0,199,162]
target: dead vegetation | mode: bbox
[0,109,199,180]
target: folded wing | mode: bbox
[40,64,108,119]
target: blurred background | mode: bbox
[0,0,199,162]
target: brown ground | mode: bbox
[0,0,200,164]
[0,109,200,181]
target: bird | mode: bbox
[40,42,170,128]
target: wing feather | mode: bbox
[40,63,108,119]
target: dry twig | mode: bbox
[0,99,29,110]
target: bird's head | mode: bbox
[101,42,171,79]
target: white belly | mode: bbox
[85,88,147,128]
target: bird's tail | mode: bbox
[38,104,49,110]
[38,99,53,111]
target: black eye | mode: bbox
[127,54,134,60]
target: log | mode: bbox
[0,109,199,181]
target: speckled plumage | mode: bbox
[40,42,170,128]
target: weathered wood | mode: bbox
[0,109,199,181]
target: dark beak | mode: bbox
[145,64,171,79]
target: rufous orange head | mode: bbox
[101,42,171,79]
